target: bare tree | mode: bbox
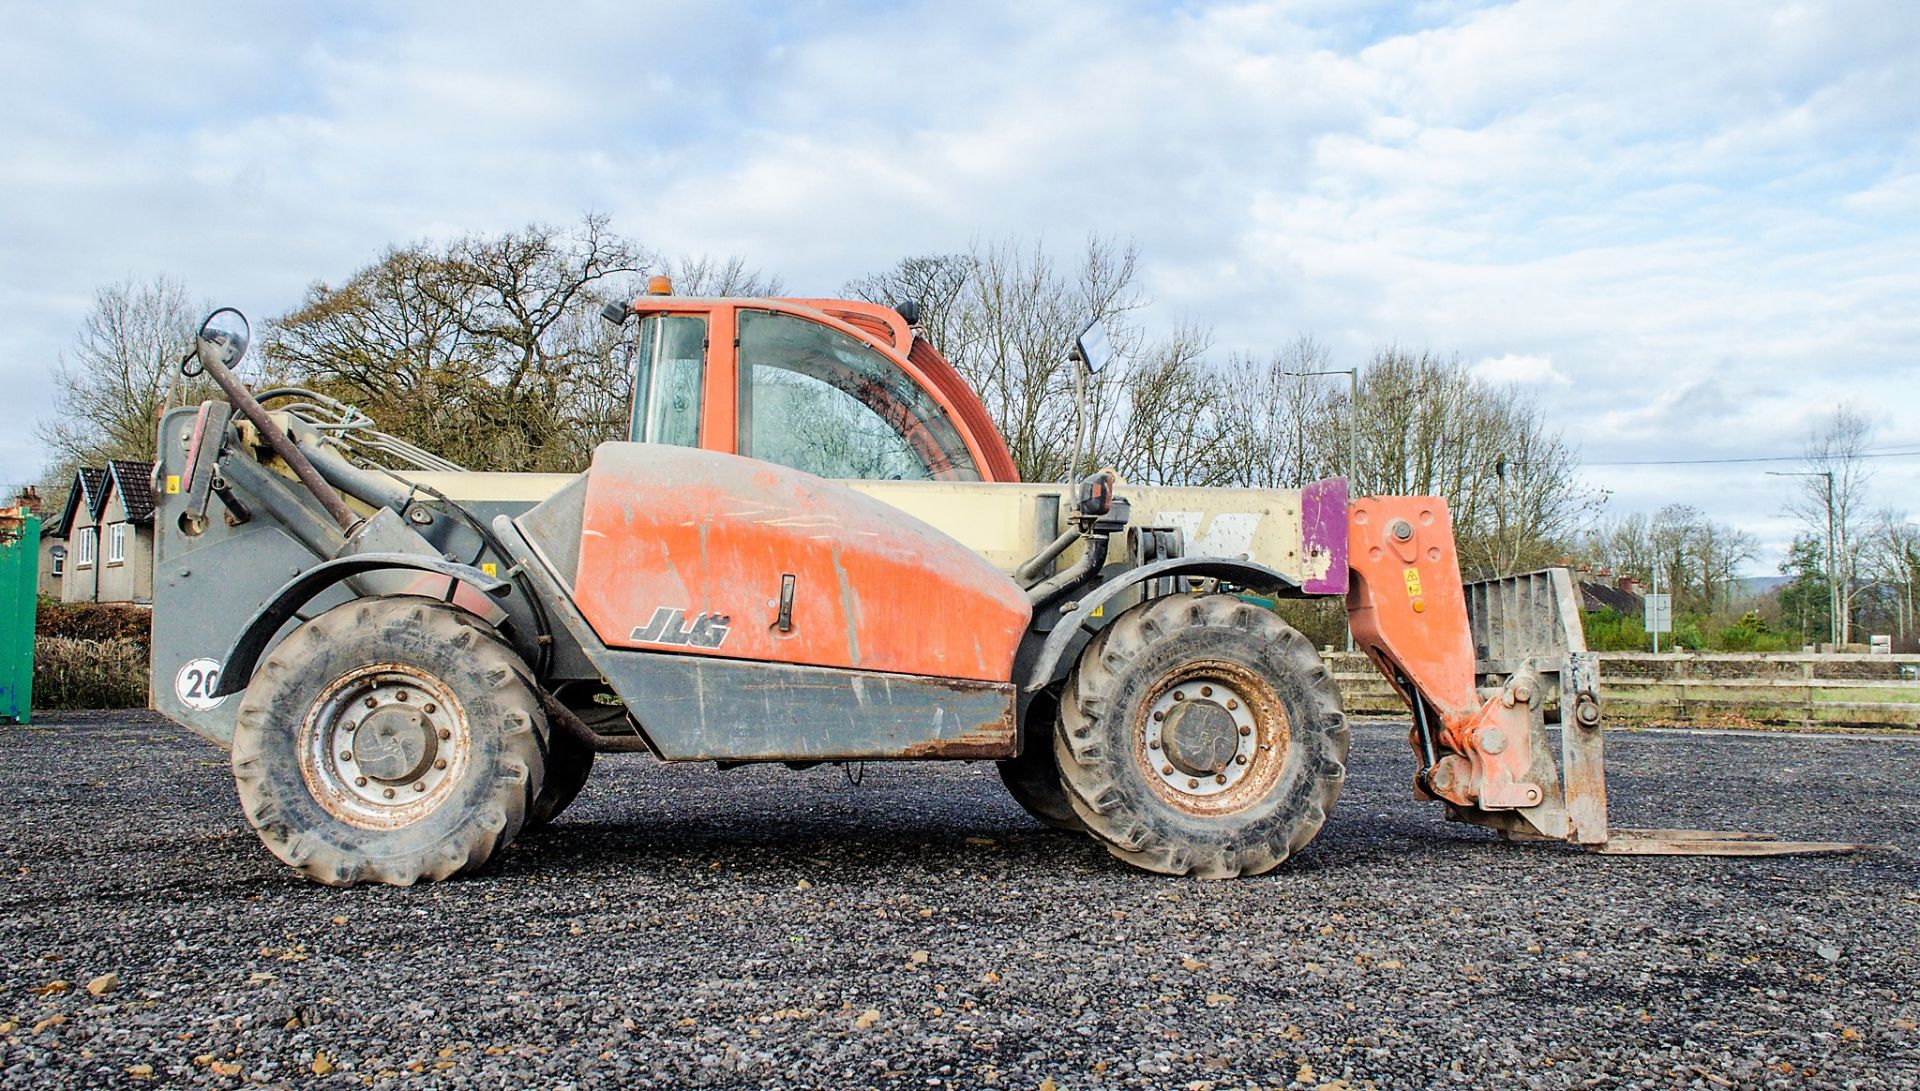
[666,254,784,298]
[1584,505,1754,614]
[1345,348,1596,576]
[266,214,655,471]
[1786,406,1875,643]
[1107,323,1236,486]
[36,275,227,496]
[1214,337,1331,490]
[1863,509,1920,645]
[846,235,1147,482]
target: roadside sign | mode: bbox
[1644,593,1672,634]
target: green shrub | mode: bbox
[1271,598,1350,651]
[36,598,151,642]
[1716,610,1792,653]
[1670,615,1707,650]
[33,636,149,710]
[1582,608,1648,651]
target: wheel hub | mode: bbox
[300,668,468,828]
[352,705,438,783]
[1145,680,1259,798]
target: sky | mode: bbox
[2,0,1915,571]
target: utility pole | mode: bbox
[1768,469,1838,648]
[1651,562,1660,655]
[1285,366,1359,652]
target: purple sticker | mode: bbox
[1300,477,1349,596]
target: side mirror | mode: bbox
[1074,319,1114,375]
[196,308,251,373]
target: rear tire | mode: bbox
[527,727,594,828]
[230,597,547,886]
[1054,594,1347,878]
[996,690,1087,832]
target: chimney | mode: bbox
[1618,575,1640,596]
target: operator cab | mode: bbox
[613,282,1017,483]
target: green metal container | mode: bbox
[0,513,38,723]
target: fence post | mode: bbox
[0,512,37,724]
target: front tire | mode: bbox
[1054,594,1347,878]
[230,597,547,886]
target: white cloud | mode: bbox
[1472,353,1570,386]
[1,0,1915,572]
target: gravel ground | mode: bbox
[0,713,1915,1090]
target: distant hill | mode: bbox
[1737,575,1790,597]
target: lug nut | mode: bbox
[438,728,451,740]
[1201,686,1213,697]
[1148,740,1160,750]
[1215,774,1227,784]
[1239,726,1252,737]
[1162,765,1175,776]
[395,691,408,702]
[343,721,356,733]
[1173,691,1186,702]
[413,781,426,792]
[364,696,378,709]
[434,758,447,770]
[1237,755,1251,766]
[382,788,395,799]
[423,703,436,714]
[354,776,367,787]
[339,751,353,762]
[1153,711,1165,722]
[1226,700,1238,711]
[1187,778,1199,789]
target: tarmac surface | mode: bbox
[1,712,1915,1089]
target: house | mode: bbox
[47,462,156,605]
[1577,571,1644,616]
[5,486,67,599]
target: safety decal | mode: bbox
[175,657,227,711]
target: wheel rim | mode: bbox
[1136,660,1290,816]
[298,665,470,830]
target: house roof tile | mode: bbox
[107,460,155,524]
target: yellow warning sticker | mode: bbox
[165,474,181,495]
[1090,604,1104,619]
[481,562,498,577]
[1403,567,1423,598]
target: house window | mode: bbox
[76,528,95,568]
[108,523,127,565]
[50,546,65,576]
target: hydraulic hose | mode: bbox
[1025,533,1110,607]
[195,352,360,532]
[1014,526,1081,586]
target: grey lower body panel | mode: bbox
[595,649,1017,762]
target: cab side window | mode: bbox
[628,314,707,447]
[735,310,981,481]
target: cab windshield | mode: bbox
[735,309,980,481]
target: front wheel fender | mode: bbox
[1022,557,1299,693]
[212,553,510,697]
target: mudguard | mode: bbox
[213,554,510,697]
